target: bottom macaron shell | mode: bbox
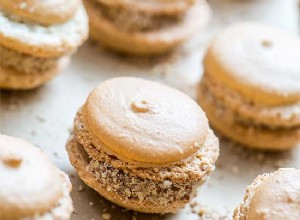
[66,138,192,214]
[0,56,69,90]
[86,0,210,55]
[198,85,300,150]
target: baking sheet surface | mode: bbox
[1,0,299,219]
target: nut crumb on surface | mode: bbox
[261,39,272,47]
[231,165,239,174]
[78,185,84,192]
[36,115,45,123]
[189,201,230,220]
[102,213,111,220]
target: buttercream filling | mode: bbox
[201,73,300,130]
[0,44,60,74]
[202,81,300,132]
[88,0,186,32]
[87,157,202,206]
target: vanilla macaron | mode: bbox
[66,77,219,213]
[0,0,88,90]
[234,168,300,220]
[198,22,300,150]
[84,0,210,55]
[0,134,73,220]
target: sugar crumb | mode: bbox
[102,213,111,220]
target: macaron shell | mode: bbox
[0,5,88,57]
[247,169,300,220]
[0,0,80,25]
[66,137,188,214]
[233,173,271,220]
[87,0,210,55]
[84,77,209,164]
[0,135,63,219]
[198,85,300,150]
[0,56,70,90]
[204,22,300,106]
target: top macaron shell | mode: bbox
[247,169,300,220]
[0,3,88,57]
[84,77,209,165]
[0,0,80,25]
[204,22,300,106]
[0,135,63,220]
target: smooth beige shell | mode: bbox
[0,135,63,220]
[204,22,300,106]
[84,77,209,164]
[247,169,300,220]
[0,0,80,25]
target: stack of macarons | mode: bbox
[66,77,219,213]
[198,22,300,150]
[234,168,300,220]
[84,0,210,55]
[0,0,88,90]
[0,134,73,220]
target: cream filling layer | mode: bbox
[88,0,186,32]
[0,44,60,74]
[201,73,300,129]
[87,157,202,206]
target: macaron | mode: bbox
[234,168,300,220]
[84,0,210,55]
[0,0,88,90]
[0,134,73,220]
[198,22,300,150]
[66,77,219,213]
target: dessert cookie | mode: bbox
[0,0,88,90]
[198,22,300,150]
[0,134,73,220]
[234,168,300,220]
[66,77,219,213]
[85,0,210,55]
